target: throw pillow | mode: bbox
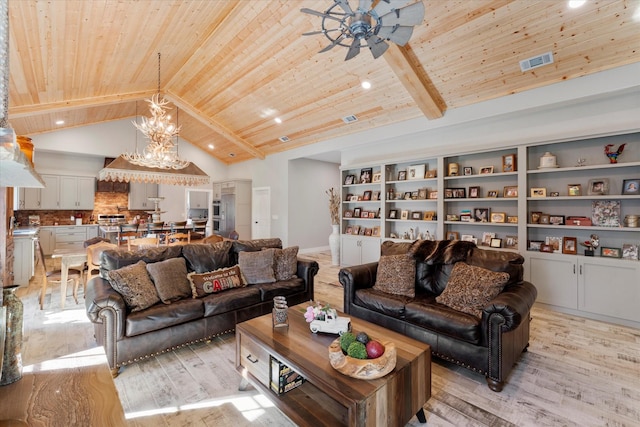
[372,254,416,298]
[145,258,192,304]
[238,249,276,284]
[435,262,510,318]
[187,266,246,298]
[181,241,233,273]
[271,246,299,281]
[107,260,160,312]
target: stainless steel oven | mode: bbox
[212,200,221,217]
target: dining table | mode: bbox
[51,248,87,309]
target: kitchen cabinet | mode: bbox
[340,235,380,267]
[13,236,36,285]
[18,174,59,209]
[54,226,87,251]
[96,180,129,193]
[188,191,208,208]
[212,183,222,200]
[128,182,159,210]
[39,227,55,255]
[60,176,95,209]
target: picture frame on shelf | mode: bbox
[474,208,490,222]
[345,193,353,201]
[397,170,407,181]
[425,170,437,178]
[447,163,459,176]
[562,237,577,254]
[528,240,544,251]
[417,188,428,200]
[503,186,518,198]
[468,186,480,198]
[446,231,460,240]
[490,238,502,248]
[400,210,409,220]
[549,192,560,197]
[372,191,380,201]
[481,232,495,246]
[487,190,499,198]
[539,214,550,224]
[349,195,358,202]
[428,191,438,199]
[622,244,639,260]
[568,184,582,196]
[411,211,422,220]
[490,212,506,223]
[408,164,426,180]
[545,236,562,253]
[540,244,554,253]
[360,168,373,184]
[463,166,473,176]
[344,174,355,185]
[622,178,640,195]
[505,235,518,249]
[549,215,565,225]
[530,211,541,224]
[592,200,620,227]
[479,166,494,174]
[372,226,380,237]
[344,210,353,218]
[444,188,454,198]
[404,191,412,200]
[423,211,435,221]
[446,214,460,221]
[345,226,353,234]
[358,227,366,235]
[364,228,373,236]
[352,225,361,235]
[460,214,472,222]
[388,209,398,219]
[363,190,372,201]
[507,215,518,223]
[587,178,609,195]
[451,188,466,198]
[372,172,381,183]
[502,154,517,172]
[353,208,362,218]
[601,247,622,258]
[461,234,475,242]
[531,187,547,197]
[411,191,419,200]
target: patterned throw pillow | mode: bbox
[373,254,416,298]
[436,262,510,318]
[238,249,276,284]
[107,260,160,311]
[145,257,192,304]
[187,266,246,298]
[271,246,299,281]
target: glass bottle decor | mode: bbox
[272,296,289,329]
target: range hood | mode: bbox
[0,128,45,188]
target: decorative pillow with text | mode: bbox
[187,266,246,298]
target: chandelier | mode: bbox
[123,53,189,169]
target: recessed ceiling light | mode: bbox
[342,115,358,123]
[274,117,282,124]
[55,120,65,125]
[229,153,236,157]
[361,81,372,89]
[568,0,586,8]
[208,144,214,149]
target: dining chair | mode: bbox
[166,231,191,245]
[201,234,224,244]
[128,236,160,250]
[85,241,118,284]
[117,223,139,246]
[169,221,188,233]
[36,241,83,310]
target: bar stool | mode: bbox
[117,223,139,247]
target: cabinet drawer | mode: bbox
[55,232,86,242]
[239,334,269,387]
[55,241,84,251]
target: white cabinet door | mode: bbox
[86,226,99,240]
[213,183,222,200]
[23,187,40,209]
[129,182,159,209]
[528,253,577,309]
[13,238,35,285]
[361,238,381,264]
[39,227,55,255]
[189,191,207,208]
[40,174,60,209]
[341,236,381,266]
[59,176,78,209]
[77,177,95,209]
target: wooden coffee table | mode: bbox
[236,304,431,427]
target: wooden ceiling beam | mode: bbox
[166,93,265,160]
[8,90,157,118]
[383,43,446,120]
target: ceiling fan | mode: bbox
[301,0,425,61]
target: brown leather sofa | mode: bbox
[339,240,537,392]
[85,238,318,376]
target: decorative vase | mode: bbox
[1,285,24,386]
[329,224,340,266]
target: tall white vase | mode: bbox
[329,224,340,266]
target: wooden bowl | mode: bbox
[328,338,396,380]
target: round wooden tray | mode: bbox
[328,338,396,380]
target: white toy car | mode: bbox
[309,309,351,335]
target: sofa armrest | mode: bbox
[482,280,537,332]
[339,262,379,314]
[85,277,127,340]
[297,258,319,301]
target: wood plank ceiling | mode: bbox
[7,0,640,164]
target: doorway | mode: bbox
[252,187,271,239]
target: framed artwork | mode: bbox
[360,168,373,183]
[461,234,475,242]
[528,240,544,251]
[372,172,382,183]
[372,226,380,237]
[411,191,419,200]
[460,214,472,222]
[344,174,355,185]
[463,166,473,176]
[568,184,582,196]
[479,166,494,174]
[423,211,435,221]
[530,188,547,197]
[451,188,466,198]
[562,237,577,254]
[549,215,565,225]
[502,154,517,172]
[388,209,398,219]
[358,227,366,235]
[345,193,353,201]
[622,244,639,260]
[428,191,438,199]
[345,226,353,234]
[362,190,372,201]
[622,178,640,195]
[352,226,360,235]
[505,235,518,249]
[503,186,518,198]
[540,244,554,253]
[349,195,358,202]
[474,208,490,222]
[448,163,459,176]
[353,208,361,218]
[468,186,480,198]
[404,191,412,200]
[446,214,460,221]
[490,238,502,248]
[539,214,550,224]
[545,236,562,253]
[587,178,609,195]
[364,228,373,236]
[344,210,353,218]
[411,211,422,220]
[446,231,460,240]
[400,210,409,220]
[444,188,454,198]
[592,200,620,227]
[601,247,622,258]
[397,170,407,181]
[549,192,560,197]
[425,170,437,178]
[491,212,506,223]
[507,215,518,223]
[418,188,428,200]
[481,232,495,246]
[487,190,499,198]
[530,212,541,224]
[372,191,380,201]
[408,164,426,180]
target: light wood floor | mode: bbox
[13,250,640,426]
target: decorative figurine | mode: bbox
[580,234,600,256]
[576,157,586,167]
[604,143,626,163]
[408,228,415,240]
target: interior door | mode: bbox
[252,187,271,239]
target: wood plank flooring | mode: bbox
[11,250,640,426]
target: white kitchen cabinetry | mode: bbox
[14,237,36,285]
[17,174,94,210]
[38,227,55,255]
[19,174,59,209]
[54,226,87,251]
[341,235,380,267]
[128,182,159,210]
[212,183,222,200]
[188,191,208,208]
[60,176,95,209]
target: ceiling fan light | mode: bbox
[361,80,372,89]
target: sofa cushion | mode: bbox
[187,265,246,298]
[415,262,455,296]
[100,246,183,279]
[405,295,481,344]
[239,249,276,284]
[231,238,282,264]
[373,254,416,297]
[436,262,510,318]
[272,246,299,281]
[254,277,305,301]
[380,240,415,256]
[107,260,160,312]
[354,288,412,318]
[202,286,262,317]
[145,257,192,304]
[466,248,524,285]
[409,239,475,265]
[125,297,204,337]
[181,241,233,273]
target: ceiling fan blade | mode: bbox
[318,31,348,53]
[379,2,425,26]
[345,37,362,61]
[358,0,373,12]
[372,0,412,17]
[302,28,341,36]
[367,37,389,59]
[300,8,344,22]
[377,25,414,46]
[334,0,353,15]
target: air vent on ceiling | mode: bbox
[278,136,290,143]
[228,153,236,158]
[520,51,554,72]
[342,115,358,124]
